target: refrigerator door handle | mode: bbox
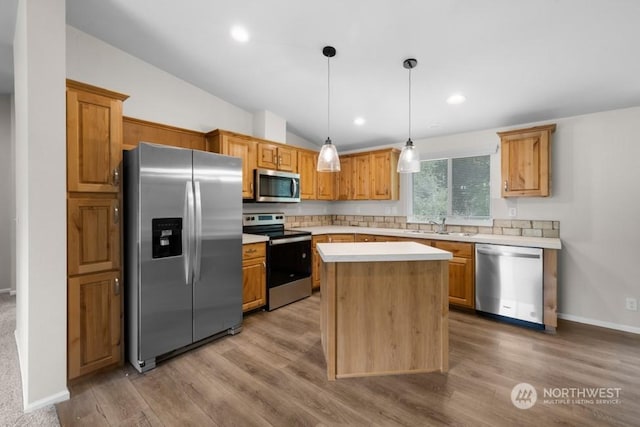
[184,181,195,286]
[194,180,203,282]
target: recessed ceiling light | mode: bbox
[354,117,366,126]
[230,25,250,43]
[447,93,466,105]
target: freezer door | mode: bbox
[192,150,243,341]
[138,143,194,360]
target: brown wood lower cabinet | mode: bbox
[312,234,355,290]
[68,271,121,380]
[392,237,475,309]
[432,241,475,309]
[242,242,266,312]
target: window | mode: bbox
[411,155,490,222]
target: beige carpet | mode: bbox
[0,293,60,426]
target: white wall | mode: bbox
[66,26,253,135]
[407,109,640,332]
[0,95,12,292]
[13,0,68,410]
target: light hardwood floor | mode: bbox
[57,293,640,426]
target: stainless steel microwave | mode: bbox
[254,169,301,202]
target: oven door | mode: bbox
[255,169,300,202]
[267,238,311,288]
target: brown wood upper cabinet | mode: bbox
[498,124,556,197]
[336,155,353,200]
[352,153,371,200]
[206,130,258,199]
[335,149,399,201]
[370,149,400,200]
[66,80,129,193]
[297,149,317,200]
[67,196,120,276]
[258,142,297,172]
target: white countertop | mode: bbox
[317,241,453,263]
[296,226,562,250]
[242,233,269,244]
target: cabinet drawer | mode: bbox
[327,234,355,243]
[433,241,474,258]
[242,242,266,260]
[312,235,329,248]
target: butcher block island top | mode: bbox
[317,242,453,380]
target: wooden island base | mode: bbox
[318,242,450,380]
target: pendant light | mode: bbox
[317,46,341,172]
[397,58,421,173]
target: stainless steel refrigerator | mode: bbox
[124,142,242,373]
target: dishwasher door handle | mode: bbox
[477,248,541,259]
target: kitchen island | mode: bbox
[316,241,452,380]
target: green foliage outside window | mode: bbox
[412,155,490,221]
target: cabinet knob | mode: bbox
[504,180,509,191]
[114,278,120,295]
[262,261,266,268]
[112,168,120,186]
[113,205,120,224]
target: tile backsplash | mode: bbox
[285,215,560,238]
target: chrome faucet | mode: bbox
[429,218,447,234]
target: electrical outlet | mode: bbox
[626,297,638,311]
[508,208,517,217]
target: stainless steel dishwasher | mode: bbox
[475,244,544,326]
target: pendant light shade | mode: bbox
[317,46,341,172]
[397,58,421,173]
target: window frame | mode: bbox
[407,154,493,226]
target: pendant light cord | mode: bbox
[408,66,412,141]
[327,54,331,140]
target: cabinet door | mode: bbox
[68,271,121,379]
[336,156,353,200]
[317,171,336,200]
[67,89,123,193]
[257,143,279,170]
[68,197,120,276]
[224,136,257,199]
[352,154,371,200]
[499,124,554,197]
[447,256,474,308]
[298,150,317,199]
[277,146,298,172]
[312,235,329,290]
[370,151,393,199]
[242,258,266,312]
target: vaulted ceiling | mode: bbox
[3,1,640,149]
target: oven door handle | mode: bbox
[270,235,312,245]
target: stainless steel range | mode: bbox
[242,213,312,310]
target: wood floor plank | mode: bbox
[57,293,640,426]
[129,365,218,426]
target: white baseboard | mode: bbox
[14,330,70,413]
[23,389,70,413]
[558,313,640,334]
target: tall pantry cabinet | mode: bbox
[66,80,129,380]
